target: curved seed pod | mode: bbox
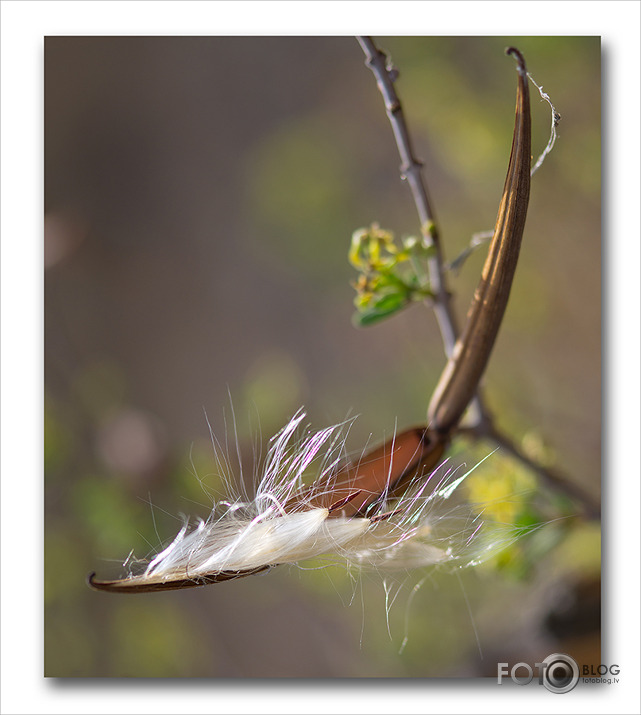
[305,426,445,516]
[427,47,531,436]
[87,427,445,593]
[88,567,270,593]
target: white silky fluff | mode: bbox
[123,410,521,586]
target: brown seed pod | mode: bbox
[87,567,270,593]
[427,47,532,437]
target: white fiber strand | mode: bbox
[112,412,523,589]
[528,71,560,176]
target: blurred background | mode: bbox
[45,36,600,677]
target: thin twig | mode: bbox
[482,425,601,519]
[356,38,458,358]
[357,37,486,430]
[357,37,599,520]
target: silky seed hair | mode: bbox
[89,410,528,593]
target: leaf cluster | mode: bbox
[349,223,435,326]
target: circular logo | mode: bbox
[540,653,580,693]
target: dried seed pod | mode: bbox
[88,414,503,593]
[88,567,270,593]
[302,426,444,516]
[428,47,531,436]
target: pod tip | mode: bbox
[505,47,527,74]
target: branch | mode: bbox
[483,425,601,520]
[357,37,599,521]
[356,38,458,358]
[356,36,486,429]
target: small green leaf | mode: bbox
[372,292,406,311]
[352,292,407,327]
[349,222,434,327]
[375,271,408,291]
